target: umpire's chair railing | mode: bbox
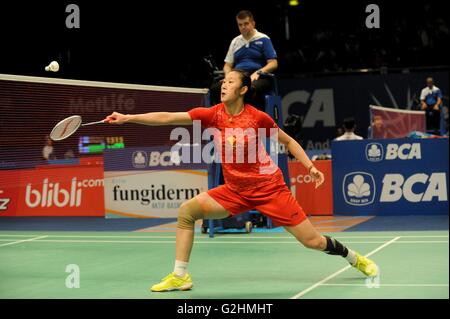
[205,72,291,237]
[422,102,447,136]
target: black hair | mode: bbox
[230,69,254,103]
[343,117,356,130]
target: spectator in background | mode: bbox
[42,135,55,160]
[210,10,278,110]
[420,77,443,135]
[334,117,363,141]
[335,126,344,139]
[64,149,75,159]
[370,115,387,139]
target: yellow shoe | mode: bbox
[352,253,379,277]
[150,272,193,292]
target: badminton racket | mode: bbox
[50,115,105,141]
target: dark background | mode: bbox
[1,0,448,87]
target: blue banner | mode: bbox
[332,138,449,215]
[279,70,449,150]
[104,146,208,171]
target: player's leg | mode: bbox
[284,218,326,250]
[151,192,230,292]
[175,192,230,262]
[252,179,378,277]
[284,220,378,277]
[284,220,352,260]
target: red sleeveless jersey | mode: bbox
[188,103,284,192]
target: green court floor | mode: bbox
[0,231,448,299]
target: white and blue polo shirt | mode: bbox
[224,30,277,73]
[420,85,443,106]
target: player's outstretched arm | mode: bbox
[277,128,325,188]
[104,111,193,126]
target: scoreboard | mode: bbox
[78,136,125,154]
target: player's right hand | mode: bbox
[104,112,129,124]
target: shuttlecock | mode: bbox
[45,61,60,72]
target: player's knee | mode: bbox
[177,201,203,230]
[177,202,195,230]
[302,236,323,250]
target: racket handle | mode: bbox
[81,120,105,126]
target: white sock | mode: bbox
[346,249,357,265]
[173,260,189,277]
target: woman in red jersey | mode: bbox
[105,69,378,292]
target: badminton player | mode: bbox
[104,69,379,292]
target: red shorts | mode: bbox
[207,178,307,227]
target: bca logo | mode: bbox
[366,143,383,162]
[343,172,376,206]
[366,143,422,161]
[386,143,421,160]
[132,151,147,168]
[148,151,181,167]
[380,173,448,203]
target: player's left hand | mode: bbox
[309,167,325,189]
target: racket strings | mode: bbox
[50,116,82,141]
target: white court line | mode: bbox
[0,239,390,244]
[392,241,448,244]
[0,234,447,239]
[0,238,445,245]
[0,235,48,247]
[321,283,449,287]
[0,239,355,244]
[290,236,401,299]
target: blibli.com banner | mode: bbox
[103,146,208,218]
[332,138,449,215]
